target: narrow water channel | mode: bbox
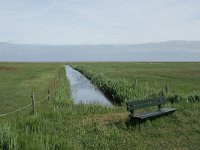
[66,65,112,106]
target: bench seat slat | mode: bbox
[126,98,163,110]
[127,98,162,106]
[128,102,162,110]
[127,98,163,106]
[131,108,176,120]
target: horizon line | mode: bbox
[1,40,200,46]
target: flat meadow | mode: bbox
[0,62,200,149]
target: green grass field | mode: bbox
[72,62,200,104]
[72,62,200,94]
[0,63,64,115]
[0,62,200,149]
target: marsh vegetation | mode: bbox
[0,62,200,149]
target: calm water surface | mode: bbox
[66,65,112,106]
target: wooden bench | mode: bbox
[126,97,176,120]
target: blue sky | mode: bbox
[0,0,200,45]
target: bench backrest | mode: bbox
[126,97,164,112]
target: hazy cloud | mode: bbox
[0,0,200,44]
[40,0,58,14]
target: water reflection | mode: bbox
[66,65,112,106]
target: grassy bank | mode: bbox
[72,62,200,104]
[0,62,200,149]
[0,63,71,149]
[0,63,65,115]
[72,62,200,94]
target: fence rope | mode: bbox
[35,95,48,104]
[0,94,50,117]
[0,103,32,117]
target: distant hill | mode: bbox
[0,41,200,62]
[1,40,200,50]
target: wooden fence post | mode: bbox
[135,79,138,87]
[161,89,164,97]
[31,92,35,113]
[48,89,50,101]
[165,85,169,94]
